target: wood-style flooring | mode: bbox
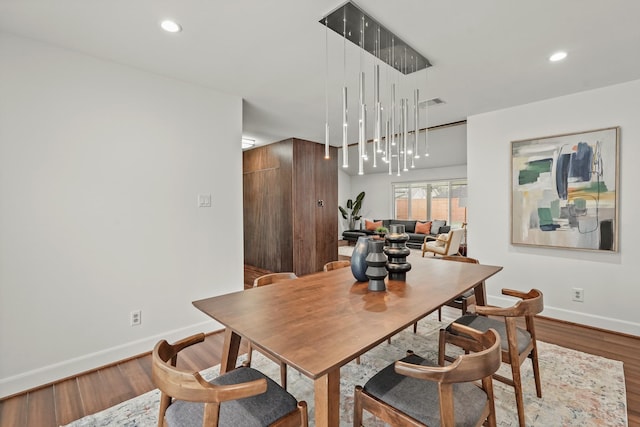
[1,267,638,426]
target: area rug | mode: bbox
[64,318,627,427]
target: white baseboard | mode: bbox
[0,320,221,399]
[489,295,640,336]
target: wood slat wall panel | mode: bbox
[243,138,337,276]
[315,143,338,269]
[243,141,293,273]
[292,140,317,275]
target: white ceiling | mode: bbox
[2,0,640,174]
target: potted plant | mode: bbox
[375,226,388,236]
[339,191,365,230]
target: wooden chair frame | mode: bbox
[439,288,543,427]
[246,272,298,389]
[323,260,351,272]
[354,324,501,427]
[151,333,308,427]
[421,224,466,258]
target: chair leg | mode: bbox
[413,322,417,333]
[353,386,364,427]
[438,329,446,366]
[356,356,361,364]
[280,362,287,390]
[437,307,442,321]
[509,355,526,427]
[245,342,253,367]
[531,346,543,398]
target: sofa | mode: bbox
[342,219,450,249]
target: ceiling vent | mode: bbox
[420,98,445,108]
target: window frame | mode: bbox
[392,179,467,226]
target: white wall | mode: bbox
[0,34,244,397]
[467,79,640,335]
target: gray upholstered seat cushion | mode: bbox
[165,367,297,427]
[450,314,532,354]
[363,354,488,427]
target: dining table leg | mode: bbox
[313,368,340,427]
[473,281,487,307]
[220,328,242,374]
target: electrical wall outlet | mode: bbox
[571,288,584,302]
[130,310,142,326]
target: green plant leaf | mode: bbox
[338,206,348,219]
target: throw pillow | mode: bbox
[435,233,449,246]
[415,221,432,234]
[365,219,383,231]
[431,220,446,234]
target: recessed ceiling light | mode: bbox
[242,138,256,150]
[160,20,182,33]
[549,51,567,62]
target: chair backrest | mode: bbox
[152,333,268,427]
[323,260,351,272]
[253,272,298,287]
[396,325,501,384]
[443,228,465,255]
[441,255,478,264]
[477,288,544,318]
[395,326,501,426]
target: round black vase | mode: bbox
[350,235,371,282]
[383,224,412,280]
[365,240,387,291]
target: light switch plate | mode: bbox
[198,194,212,207]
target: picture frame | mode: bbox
[511,127,619,252]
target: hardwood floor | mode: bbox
[1,285,638,426]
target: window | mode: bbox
[392,180,467,227]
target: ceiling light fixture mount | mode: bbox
[321,2,430,74]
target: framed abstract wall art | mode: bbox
[511,127,619,252]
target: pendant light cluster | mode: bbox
[321,1,432,176]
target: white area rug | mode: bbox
[64,317,627,427]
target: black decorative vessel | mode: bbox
[365,240,387,291]
[383,224,411,280]
[351,235,371,282]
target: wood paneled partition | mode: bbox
[243,138,337,276]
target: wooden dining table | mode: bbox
[193,256,502,427]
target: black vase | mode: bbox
[351,235,371,282]
[365,240,387,291]
[383,224,412,280]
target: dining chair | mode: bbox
[413,255,480,334]
[421,225,466,257]
[246,272,298,389]
[151,333,308,427]
[439,288,544,427]
[354,324,501,427]
[323,260,351,271]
